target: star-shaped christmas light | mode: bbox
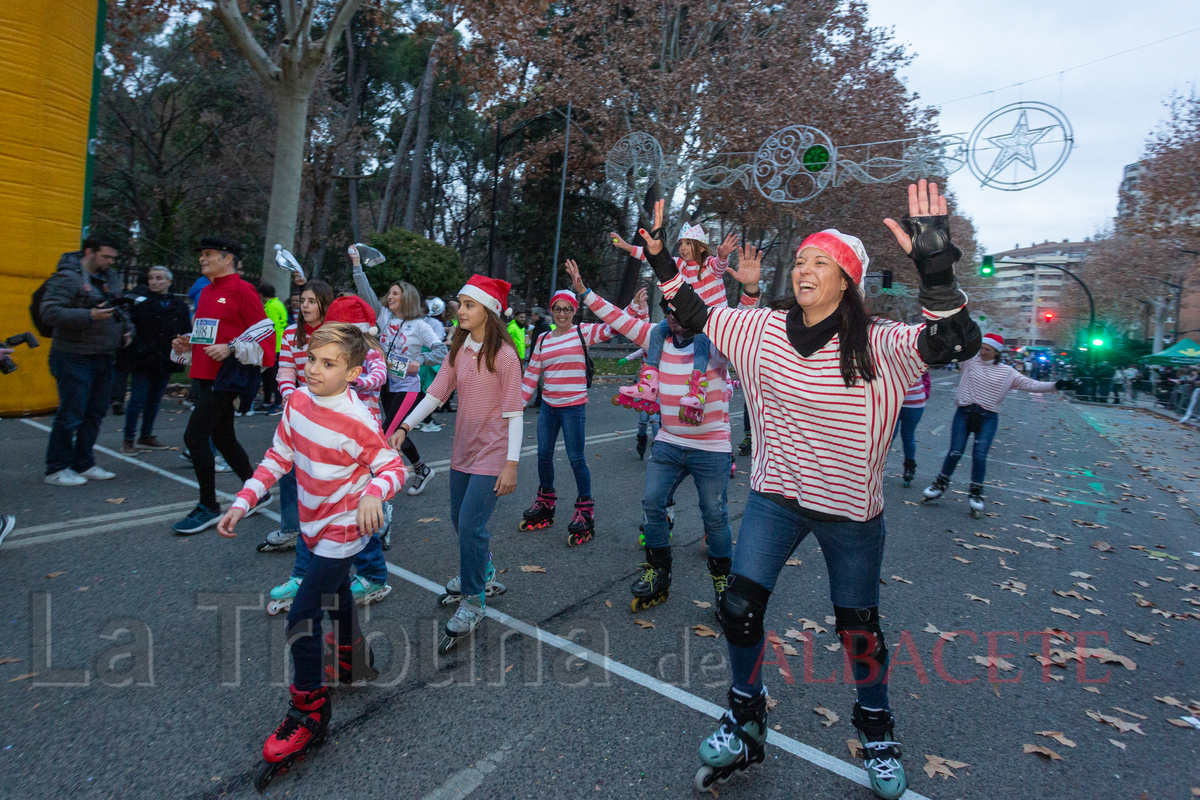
[984,109,1055,178]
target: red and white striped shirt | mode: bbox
[429,340,524,475]
[903,372,932,409]
[954,355,1056,411]
[520,303,644,406]
[278,322,387,426]
[232,386,406,558]
[585,291,758,452]
[630,248,729,309]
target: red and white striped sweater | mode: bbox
[630,247,729,309]
[277,322,387,425]
[585,291,757,452]
[520,302,644,406]
[232,387,406,558]
[954,355,1056,411]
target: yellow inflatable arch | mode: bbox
[0,0,105,416]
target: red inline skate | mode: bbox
[255,685,330,792]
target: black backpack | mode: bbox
[576,324,594,388]
[30,279,54,338]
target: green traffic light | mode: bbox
[1091,338,1104,347]
[980,255,994,277]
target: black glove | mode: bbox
[664,283,711,336]
[904,215,962,288]
[1055,379,1077,391]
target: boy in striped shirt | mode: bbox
[216,323,406,780]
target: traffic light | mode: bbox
[1091,336,1106,347]
[980,255,994,277]
[1043,311,1055,321]
[881,270,893,289]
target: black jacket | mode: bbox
[123,285,192,373]
[40,251,132,355]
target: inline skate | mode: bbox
[519,487,556,531]
[678,369,708,426]
[322,632,379,685]
[630,545,671,612]
[694,687,769,790]
[256,529,297,553]
[567,496,595,547]
[267,576,301,616]
[614,365,660,414]
[902,460,916,488]
[350,575,392,608]
[922,474,949,502]
[439,593,485,655]
[438,553,506,606]
[968,483,985,519]
[852,702,907,799]
[255,685,330,792]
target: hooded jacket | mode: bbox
[39,251,132,356]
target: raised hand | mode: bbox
[609,232,632,254]
[632,287,648,312]
[716,232,741,260]
[883,179,948,255]
[725,244,763,288]
[565,259,586,294]
[639,199,666,256]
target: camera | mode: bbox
[0,332,40,374]
[99,295,146,311]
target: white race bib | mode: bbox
[386,355,410,379]
[191,318,219,345]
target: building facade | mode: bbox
[984,240,1100,348]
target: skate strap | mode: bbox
[286,707,322,732]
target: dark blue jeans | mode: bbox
[890,405,925,463]
[642,440,732,558]
[46,351,114,475]
[292,529,388,585]
[123,369,171,441]
[449,469,500,596]
[537,402,591,497]
[727,492,889,709]
[278,468,299,535]
[286,552,359,691]
[939,404,999,485]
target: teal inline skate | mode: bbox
[694,687,768,790]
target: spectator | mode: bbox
[121,266,191,454]
[39,235,131,486]
[1110,363,1126,405]
[423,297,446,342]
[259,283,288,414]
[506,307,527,360]
[1124,365,1141,401]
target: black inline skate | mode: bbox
[322,632,379,686]
[630,545,672,612]
[636,433,648,460]
[968,482,985,519]
[256,685,330,792]
[567,496,595,547]
[902,460,916,488]
[519,487,556,531]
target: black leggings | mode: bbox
[184,379,254,509]
[382,386,424,466]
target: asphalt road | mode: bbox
[1,373,1197,799]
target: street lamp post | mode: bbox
[1004,260,1097,394]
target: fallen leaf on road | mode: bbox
[1109,739,1126,750]
[972,654,1016,671]
[825,642,841,652]
[1125,630,1156,645]
[799,618,827,634]
[890,575,913,584]
[8,673,37,682]
[605,600,612,608]
[923,754,970,778]
[1087,710,1145,735]
[1053,589,1093,601]
[1134,597,1156,608]
[417,517,440,523]
[781,643,799,656]
[814,706,839,727]
[783,628,805,642]
[1167,718,1193,728]
[996,580,1027,596]
[953,556,972,564]
[1075,520,1109,529]
[693,600,712,609]
[1084,687,1101,694]
[1155,696,1200,714]
[923,623,959,641]
[634,619,655,629]
[692,624,720,639]
[847,739,863,759]
[1035,731,1076,747]
[978,544,1020,554]
[1085,608,1107,616]
[1112,707,1147,720]
[1157,576,1175,582]
[903,500,919,505]
[1092,541,1114,552]
[1022,515,1041,521]
[45,572,66,579]
[1023,744,1063,761]
[785,558,802,566]
[1051,607,1081,619]
[1020,537,1060,550]
[998,557,1016,571]
[0,657,20,666]
[1075,582,1097,591]
[965,594,990,604]
[1070,571,1094,579]
[105,498,125,505]
[519,565,546,573]
[975,532,996,539]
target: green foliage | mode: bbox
[367,228,466,298]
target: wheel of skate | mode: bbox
[694,765,717,791]
[612,394,622,406]
[256,761,282,792]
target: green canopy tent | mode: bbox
[1141,338,1200,366]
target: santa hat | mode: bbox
[458,274,511,316]
[982,332,1005,350]
[325,295,378,336]
[796,229,869,289]
[678,223,708,245]
[549,290,578,312]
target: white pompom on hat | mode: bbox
[796,229,869,288]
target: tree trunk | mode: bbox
[770,219,796,300]
[402,33,444,232]
[262,83,314,297]
[377,85,422,233]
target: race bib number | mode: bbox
[387,355,410,379]
[191,318,219,345]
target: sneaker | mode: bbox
[407,464,436,496]
[122,440,139,455]
[45,468,88,486]
[78,466,116,481]
[419,421,442,433]
[244,494,274,518]
[178,449,193,464]
[214,456,232,473]
[136,436,170,450]
[237,408,256,417]
[111,401,125,415]
[0,515,16,549]
[267,404,284,416]
[173,504,222,535]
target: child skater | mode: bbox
[610,224,739,424]
[217,323,406,792]
[387,275,523,654]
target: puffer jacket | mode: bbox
[39,251,132,355]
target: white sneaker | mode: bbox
[214,457,233,474]
[45,469,87,486]
[420,421,443,433]
[78,466,116,481]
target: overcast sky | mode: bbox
[866,0,1200,255]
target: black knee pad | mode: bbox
[719,575,771,648]
[834,605,887,674]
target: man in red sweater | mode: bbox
[170,237,276,534]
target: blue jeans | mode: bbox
[939,404,999,485]
[727,492,889,708]
[890,405,925,463]
[537,402,591,497]
[637,409,661,439]
[647,319,709,373]
[286,552,359,691]
[278,468,300,535]
[642,441,732,559]
[46,351,114,475]
[291,530,388,586]
[123,369,171,441]
[450,470,500,596]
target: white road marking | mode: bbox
[5,509,196,549]
[386,561,931,799]
[419,732,535,800]
[929,424,945,435]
